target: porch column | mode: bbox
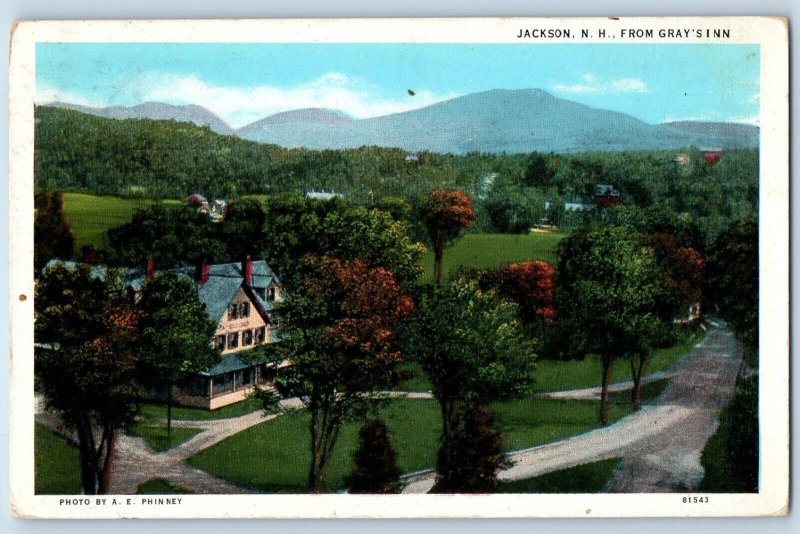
[209,377,214,398]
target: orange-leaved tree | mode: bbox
[482,260,556,326]
[420,190,476,284]
[272,255,414,493]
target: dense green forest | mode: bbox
[35,106,758,246]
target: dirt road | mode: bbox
[402,327,742,494]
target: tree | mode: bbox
[34,190,75,272]
[220,197,267,261]
[105,204,226,268]
[482,260,556,326]
[705,220,758,351]
[522,152,555,189]
[35,262,142,494]
[138,272,219,436]
[272,256,414,492]
[556,227,661,420]
[345,419,402,494]
[419,190,476,284]
[639,232,705,320]
[401,280,536,491]
[433,407,510,493]
[262,193,425,288]
[483,186,546,233]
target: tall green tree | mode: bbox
[262,193,425,288]
[705,219,758,352]
[556,227,661,420]
[402,280,536,491]
[34,190,75,272]
[35,262,142,494]
[522,152,556,189]
[138,272,219,436]
[419,190,476,284]
[220,197,267,261]
[105,204,226,268]
[346,419,403,494]
[272,256,414,492]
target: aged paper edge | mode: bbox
[7,17,789,519]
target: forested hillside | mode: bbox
[35,105,758,246]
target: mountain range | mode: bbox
[46,89,758,154]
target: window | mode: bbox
[216,335,226,351]
[228,332,239,349]
[242,329,253,346]
[240,302,250,318]
[267,287,276,301]
[255,327,266,343]
[228,304,239,320]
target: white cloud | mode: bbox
[553,73,648,95]
[39,72,459,128]
[36,86,104,107]
[662,114,760,126]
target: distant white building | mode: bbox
[544,199,593,212]
[305,189,344,201]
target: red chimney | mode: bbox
[145,258,155,281]
[196,262,210,285]
[243,257,253,285]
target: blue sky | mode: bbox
[36,43,760,128]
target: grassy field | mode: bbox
[139,397,263,422]
[187,396,632,493]
[137,478,192,494]
[35,424,82,494]
[61,193,178,250]
[532,330,704,393]
[396,330,703,395]
[127,423,203,453]
[420,231,566,283]
[496,458,621,493]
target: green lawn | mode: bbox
[490,396,633,452]
[188,396,632,494]
[533,330,704,393]
[35,424,82,495]
[420,231,566,283]
[137,478,193,494]
[395,361,433,392]
[127,424,203,452]
[61,193,178,250]
[139,397,263,421]
[496,458,621,493]
[188,399,441,493]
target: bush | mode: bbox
[433,407,510,493]
[346,419,402,494]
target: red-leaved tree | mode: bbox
[483,260,556,325]
[420,190,476,284]
[640,233,705,322]
[273,255,414,492]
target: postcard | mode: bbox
[8,17,789,518]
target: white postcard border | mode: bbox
[8,17,789,518]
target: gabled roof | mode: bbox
[44,259,283,324]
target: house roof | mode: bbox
[44,259,283,323]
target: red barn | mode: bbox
[595,184,622,208]
[702,149,724,165]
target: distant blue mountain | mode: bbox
[49,89,758,154]
[47,101,235,135]
[237,89,757,154]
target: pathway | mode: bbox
[36,326,740,494]
[402,326,742,494]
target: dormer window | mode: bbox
[267,287,277,301]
